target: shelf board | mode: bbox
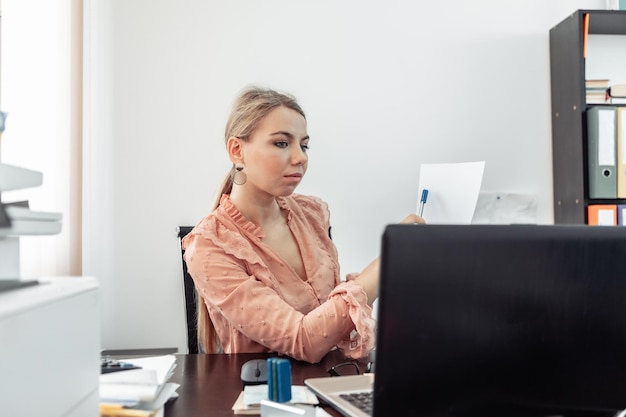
[580,10,626,35]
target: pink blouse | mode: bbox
[182,193,376,363]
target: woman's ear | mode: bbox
[226,136,244,164]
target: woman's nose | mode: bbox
[292,147,308,165]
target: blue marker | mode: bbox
[418,189,429,217]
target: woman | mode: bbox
[182,86,423,363]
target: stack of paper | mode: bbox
[99,355,179,417]
[232,384,319,415]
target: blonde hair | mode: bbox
[197,86,306,353]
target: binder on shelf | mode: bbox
[617,204,626,226]
[588,204,617,226]
[587,106,617,199]
[618,107,626,198]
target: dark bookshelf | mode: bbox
[549,9,626,224]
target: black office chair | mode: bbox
[177,226,199,354]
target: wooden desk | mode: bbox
[165,350,367,417]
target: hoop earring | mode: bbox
[233,164,247,186]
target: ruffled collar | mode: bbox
[276,196,294,223]
[219,194,293,238]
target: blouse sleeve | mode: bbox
[183,225,376,363]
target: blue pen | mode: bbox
[418,189,429,217]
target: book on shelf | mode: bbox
[586,79,611,104]
[586,90,611,104]
[586,79,610,89]
[607,84,626,98]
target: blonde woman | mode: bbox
[182,86,423,363]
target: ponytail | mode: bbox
[196,169,234,354]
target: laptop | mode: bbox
[306,224,626,417]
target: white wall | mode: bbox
[83,0,606,353]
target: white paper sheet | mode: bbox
[417,161,485,224]
[471,192,537,224]
[99,355,178,403]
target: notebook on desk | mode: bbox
[306,224,626,417]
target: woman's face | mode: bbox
[242,106,309,197]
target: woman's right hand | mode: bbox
[400,213,426,225]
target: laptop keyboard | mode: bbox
[339,391,373,416]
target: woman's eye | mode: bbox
[275,141,288,149]
[301,144,309,151]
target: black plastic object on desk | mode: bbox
[101,358,142,374]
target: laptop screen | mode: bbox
[374,224,626,417]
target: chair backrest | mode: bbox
[177,226,198,354]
